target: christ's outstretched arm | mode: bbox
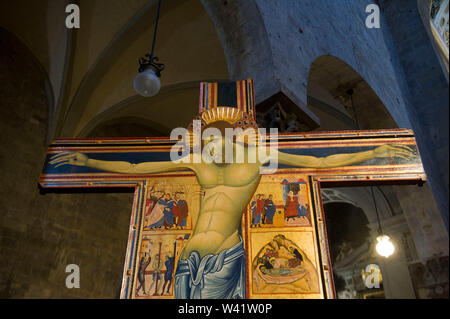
[49,152,195,174]
[274,144,414,168]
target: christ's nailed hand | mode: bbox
[49,152,89,167]
[373,144,415,160]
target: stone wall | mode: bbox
[0,28,133,298]
[378,0,449,230]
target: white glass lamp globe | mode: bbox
[375,235,395,258]
[133,67,161,97]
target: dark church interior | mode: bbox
[0,0,448,302]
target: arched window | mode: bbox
[430,0,449,53]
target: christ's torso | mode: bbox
[181,161,261,259]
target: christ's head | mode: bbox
[201,121,233,164]
[187,109,260,165]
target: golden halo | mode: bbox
[187,107,258,132]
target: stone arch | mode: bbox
[58,0,168,138]
[322,201,371,258]
[322,187,394,226]
[307,54,398,131]
[58,0,230,138]
[77,80,227,138]
[322,186,419,299]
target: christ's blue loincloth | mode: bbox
[174,238,245,299]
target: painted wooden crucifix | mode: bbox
[40,79,425,299]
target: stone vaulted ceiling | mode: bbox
[0,0,230,140]
[0,0,412,142]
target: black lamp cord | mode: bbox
[150,0,163,62]
[348,89,383,236]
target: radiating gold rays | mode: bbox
[201,107,242,125]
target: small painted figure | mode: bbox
[173,193,189,229]
[260,194,267,224]
[252,194,263,227]
[161,193,175,229]
[143,191,156,228]
[136,252,151,296]
[148,194,166,229]
[162,255,175,295]
[264,194,276,224]
[285,191,299,220]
